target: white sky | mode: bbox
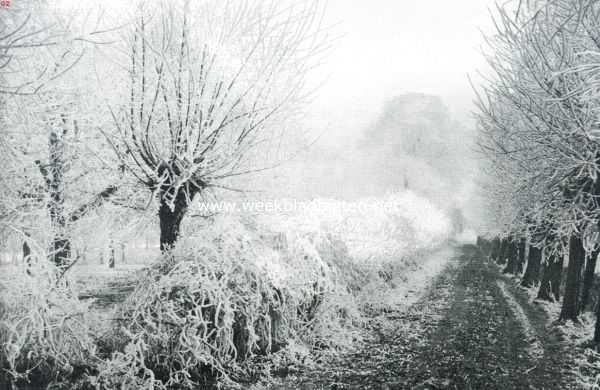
[58,0,499,143]
[308,0,498,143]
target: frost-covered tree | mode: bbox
[0,1,87,95]
[104,0,329,251]
[0,3,120,269]
[476,0,600,323]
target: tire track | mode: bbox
[496,279,544,361]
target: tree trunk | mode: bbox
[23,238,33,275]
[38,127,116,269]
[594,288,600,344]
[497,237,509,265]
[580,250,599,313]
[503,236,519,274]
[560,234,585,322]
[52,237,71,269]
[490,237,501,262]
[159,187,198,252]
[108,239,115,269]
[521,244,542,288]
[47,129,71,268]
[516,237,527,275]
[477,236,490,255]
[483,237,492,256]
[537,247,563,302]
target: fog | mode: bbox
[53,0,497,220]
[308,0,497,139]
[261,0,498,224]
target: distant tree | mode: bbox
[360,93,472,201]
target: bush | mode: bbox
[261,190,452,264]
[92,219,361,389]
[0,190,453,389]
[0,261,98,389]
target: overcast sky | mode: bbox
[63,0,498,143]
[308,0,498,143]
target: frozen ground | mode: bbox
[377,246,457,310]
[263,245,580,390]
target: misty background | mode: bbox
[260,0,498,229]
[58,0,497,227]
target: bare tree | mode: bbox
[476,0,600,322]
[0,0,114,95]
[0,3,124,270]
[104,0,330,250]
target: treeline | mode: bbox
[475,0,600,340]
[477,235,600,334]
[0,0,329,268]
[0,1,340,389]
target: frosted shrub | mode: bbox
[262,190,451,265]
[281,231,363,348]
[84,190,450,388]
[94,245,284,388]
[93,218,361,389]
[258,190,452,317]
[0,260,97,389]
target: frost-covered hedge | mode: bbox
[0,190,452,389]
[89,191,451,388]
[90,219,362,389]
[262,190,452,263]
[0,262,97,389]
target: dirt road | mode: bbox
[270,245,576,390]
